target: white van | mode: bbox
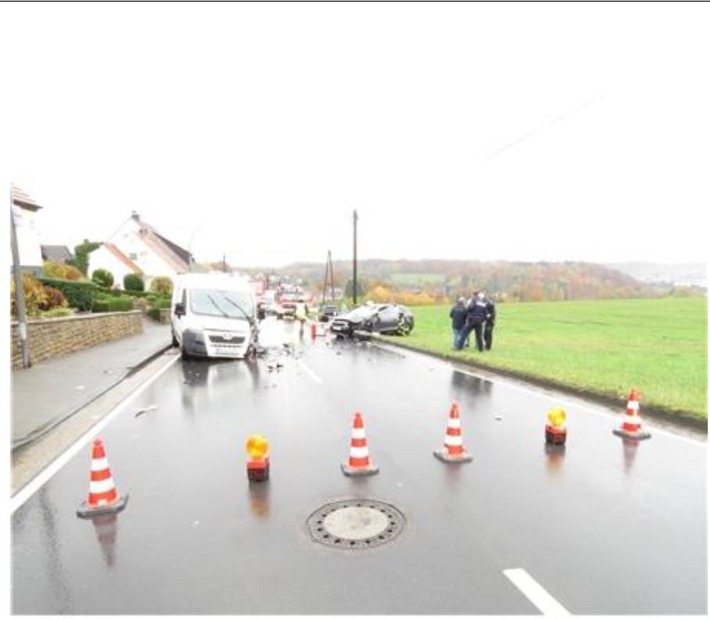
[171,273,259,359]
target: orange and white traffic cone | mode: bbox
[77,437,129,518]
[433,403,473,463]
[613,388,651,440]
[341,412,379,476]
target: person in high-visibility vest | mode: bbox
[295,299,309,334]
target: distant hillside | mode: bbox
[606,262,707,288]
[250,259,680,302]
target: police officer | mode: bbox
[483,292,496,351]
[457,291,488,351]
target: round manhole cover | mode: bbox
[306,499,406,550]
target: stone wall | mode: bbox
[11,311,144,369]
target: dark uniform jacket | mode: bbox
[466,299,488,326]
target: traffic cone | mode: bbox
[77,437,129,518]
[613,388,651,440]
[341,412,379,476]
[433,403,473,463]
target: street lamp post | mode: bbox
[352,209,358,306]
[10,200,31,368]
[187,222,206,273]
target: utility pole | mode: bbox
[352,209,358,306]
[10,198,31,368]
[322,250,335,305]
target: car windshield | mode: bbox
[190,289,254,320]
[347,306,379,320]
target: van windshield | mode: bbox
[190,289,254,320]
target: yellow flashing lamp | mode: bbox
[547,408,567,429]
[246,434,269,461]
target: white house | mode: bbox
[10,185,44,274]
[89,212,194,289]
[88,243,143,288]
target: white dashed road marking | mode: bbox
[504,568,571,616]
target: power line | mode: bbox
[483,97,599,161]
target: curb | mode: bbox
[11,343,174,452]
[367,333,707,436]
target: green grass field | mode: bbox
[406,298,707,420]
[391,273,446,285]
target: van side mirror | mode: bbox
[174,302,185,317]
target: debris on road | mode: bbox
[134,405,158,418]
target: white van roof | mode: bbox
[176,273,254,291]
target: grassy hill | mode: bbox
[261,259,675,302]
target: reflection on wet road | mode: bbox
[12,318,707,614]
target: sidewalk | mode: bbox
[11,317,172,450]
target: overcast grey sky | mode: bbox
[5,2,709,268]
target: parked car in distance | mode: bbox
[330,303,414,338]
[317,304,340,322]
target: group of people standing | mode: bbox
[449,291,496,352]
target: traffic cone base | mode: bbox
[341,461,380,476]
[433,448,473,463]
[613,428,651,440]
[77,493,129,519]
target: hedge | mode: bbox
[37,277,98,312]
[124,273,145,292]
[92,296,135,313]
[150,297,172,310]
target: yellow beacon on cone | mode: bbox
[246,434,270,482]
[545,407,567,445]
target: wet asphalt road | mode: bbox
[11,318,707,614]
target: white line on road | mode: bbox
[10,354,180,515]
[297,359,323,384]
[504,568,571,616]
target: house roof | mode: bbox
[139,228,190,273]
[41,245,74,262]
[129,212,192,273]
[12,184,43,211]
[104,243,143,274]
[154,231,192,265]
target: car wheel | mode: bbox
[396,316,412,336]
